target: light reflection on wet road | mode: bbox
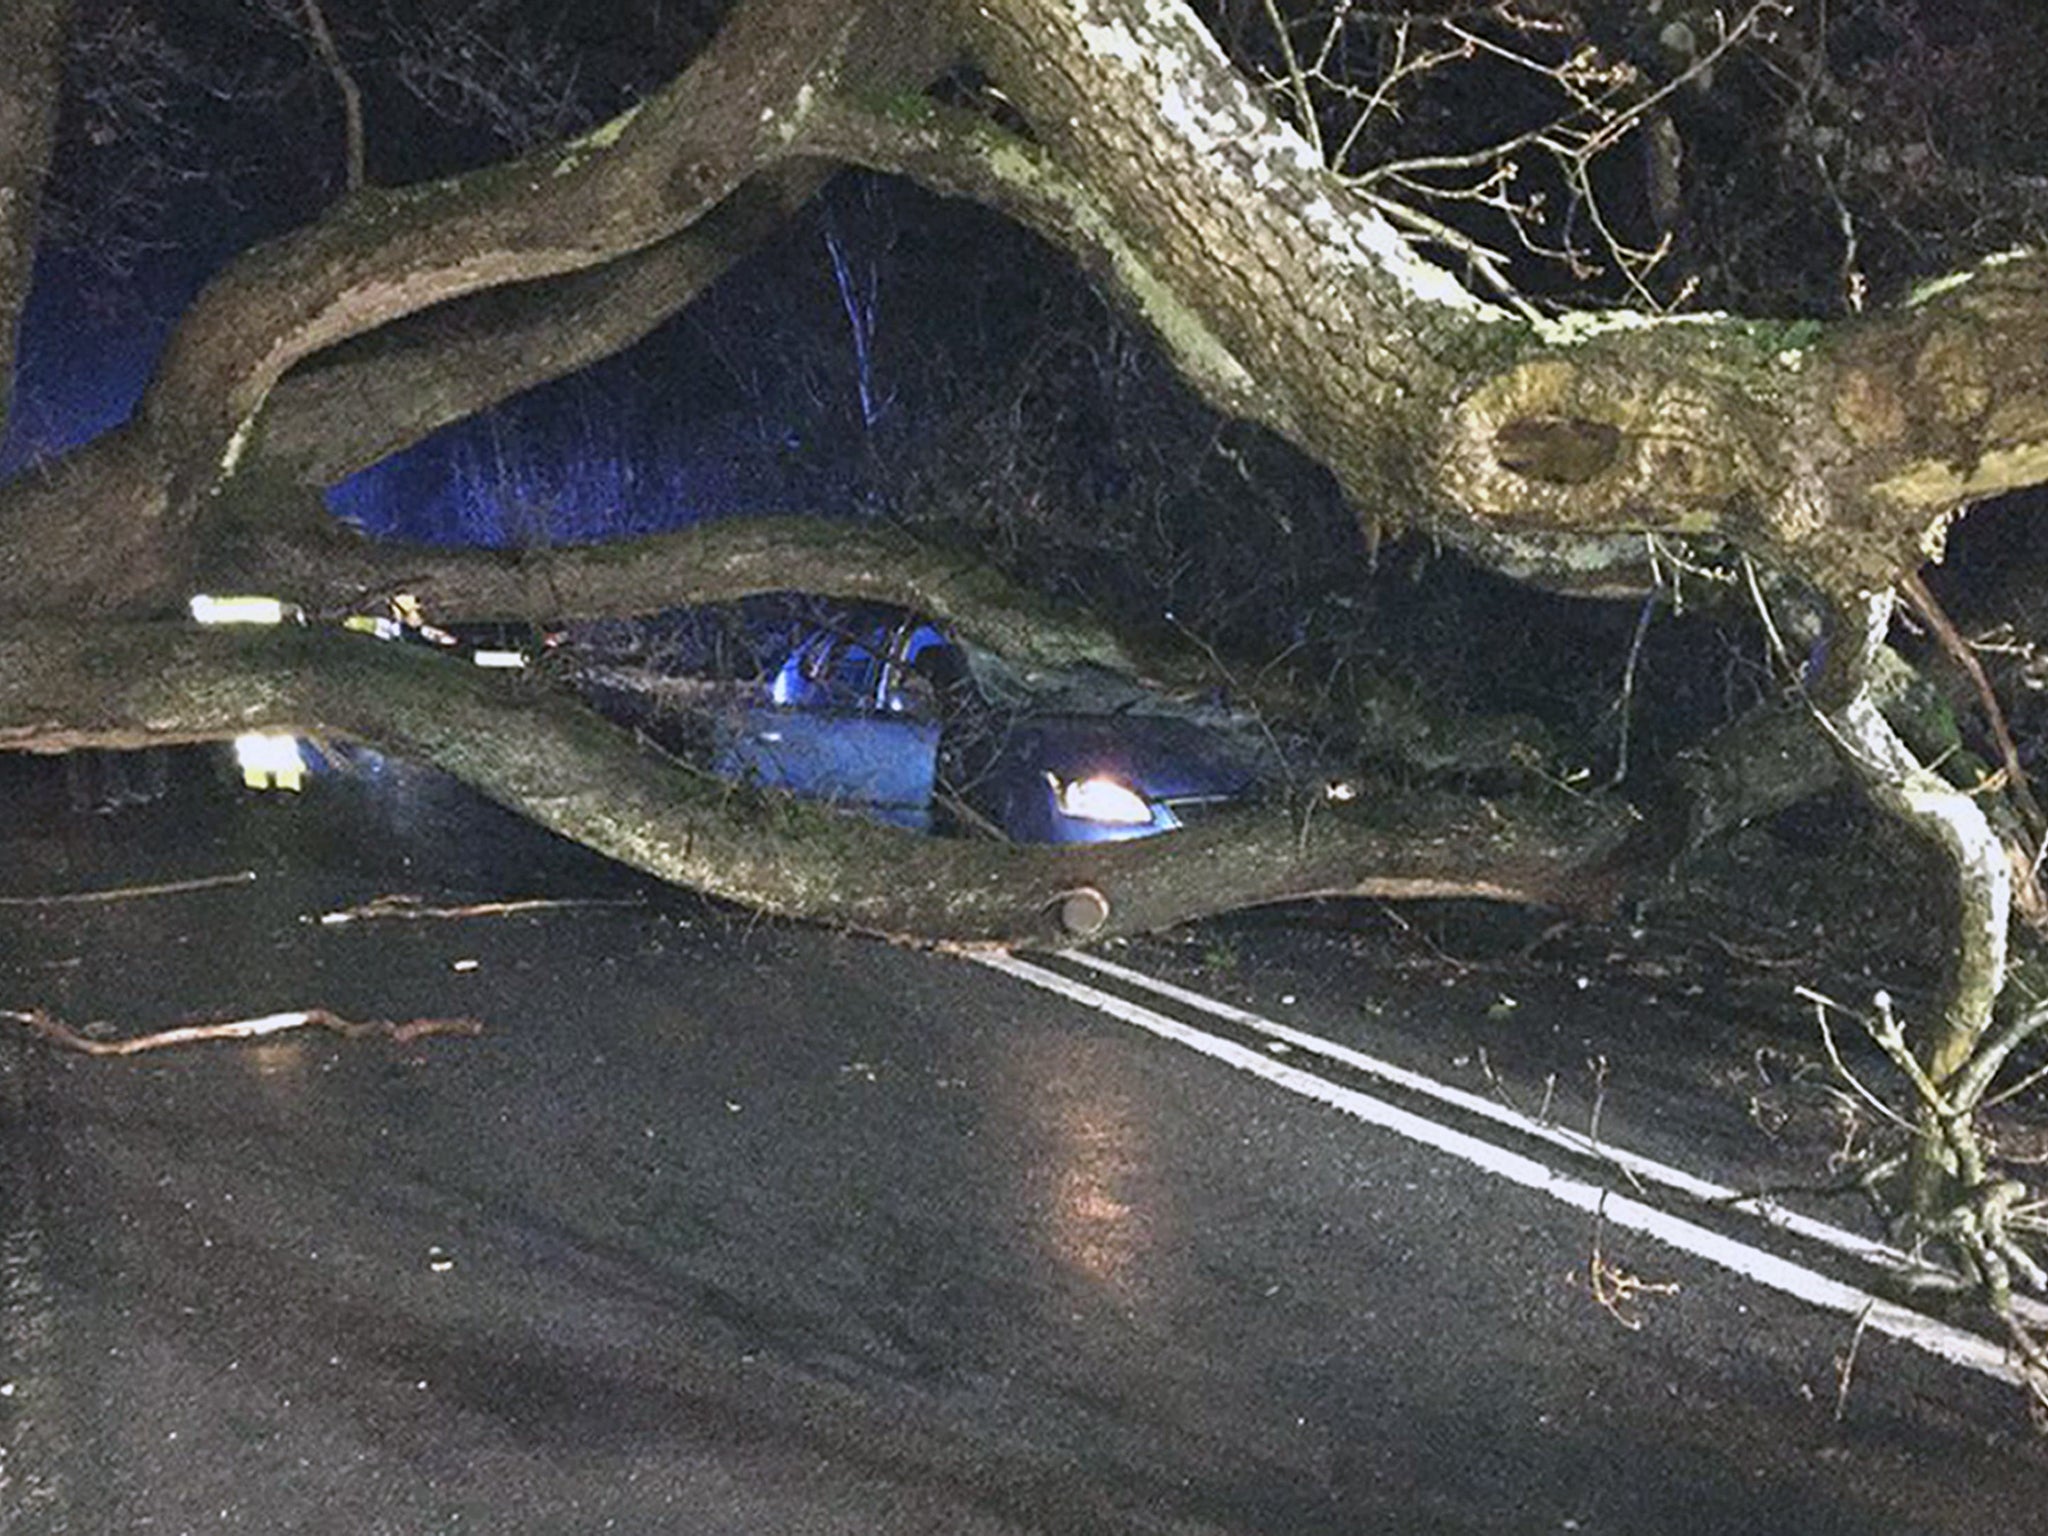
[3,748,2047,1534]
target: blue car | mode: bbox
[709,610,1265,842]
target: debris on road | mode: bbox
[2,1005,482,1057]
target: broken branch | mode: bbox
[310,893,644,925]
[2,1005,481,1056]
[0,871,259,906]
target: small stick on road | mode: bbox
[3,1006,482,1057]
[0,871,259,906]
[310,893,643,926]
[1834,1302,1873,1421]
[1586,1203,1680,1330]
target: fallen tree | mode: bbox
[8,0,2048,1312]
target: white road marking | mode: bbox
[971,950,2036,1390]
[1066,950,2048,1332]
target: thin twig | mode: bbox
[1960,994,2048,1111]
[1740,553,1801,680]
[1587,1200,1679,1330]
[1799,987,1915,1132]
[3,1006,481,1056]
[1362,191,1546,319]
[0,871,259,907]
[296,0,367,191]
[310,893,644,926]
[1986,1050,2048,1110]
[1604,590,1659,788]
[1834,1302,1873,1420]
[1587,1053,1609,1148]
[1258,0,1322,161]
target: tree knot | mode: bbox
[1492,415,1623,485]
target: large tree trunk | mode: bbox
[887,0,2048,605]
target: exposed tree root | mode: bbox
[3,1005,481,1057]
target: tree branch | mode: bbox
[200,511,1152,676]
[0,0,935,618]
[247,163,834,489]
[4,1004,479,1056]
[1819,593,2010,1087]
[0,622,1632,946]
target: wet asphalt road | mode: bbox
[3,749,2048,1534]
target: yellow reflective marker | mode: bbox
[234,733,307,792]
[190,594,289,626]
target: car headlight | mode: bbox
[1049,773,1153,825]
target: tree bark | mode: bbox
[198,505,1153,677]
[0,0,66,442]
[247,164,834,489]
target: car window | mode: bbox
[774,615,959,715]
[785,626,884,710]
[834,635,885,708]
[880,624,958,715]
